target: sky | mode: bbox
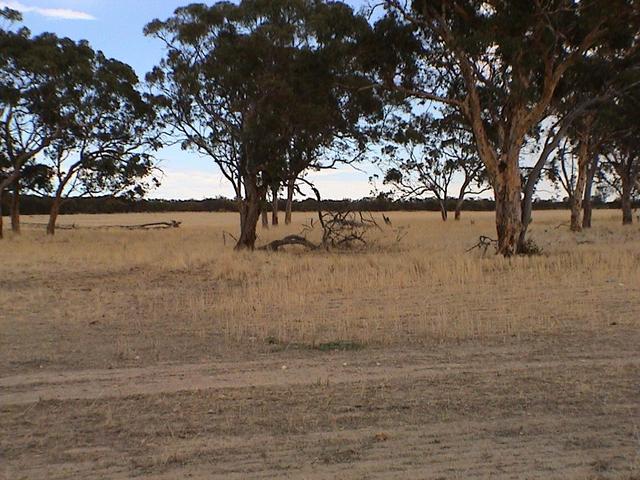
[0,0,501,202]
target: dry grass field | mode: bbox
[1,210,639,479]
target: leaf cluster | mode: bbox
[145,0,382,195]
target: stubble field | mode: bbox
[1,210,639,479]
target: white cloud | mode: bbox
[148,167,375,201]
[150,169,233,200]
[304,171,373,200]
[0,1,95,20]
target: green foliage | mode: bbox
[0,7,21,23]
[379,0,639,163]
[0,26,159,203]
[0,30,99,190]
[145,0,381,204]
[379,108,488,208]
[313,340,363,352]
[596,85,640,202]
[44,53,161,200]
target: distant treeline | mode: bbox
[4,195,633,216]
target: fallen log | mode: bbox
[123,221,181,230]
[22,222,78,230]
[258,235,318,251]
[21,220,181,230]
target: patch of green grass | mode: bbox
[313,340,364,352]
[264,337,364,352]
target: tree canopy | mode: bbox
[377,0,639,254]
[0,19,159,237]
[145,0,382,249]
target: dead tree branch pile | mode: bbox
[466,235,498,255]
[260,210,383,251]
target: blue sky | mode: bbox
[1,0,384,200]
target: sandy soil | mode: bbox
[2,329,639,480]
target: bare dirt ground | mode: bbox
[1,211,639,479]
[2,330,639,480]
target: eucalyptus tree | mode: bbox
[555,94,640,228]
[599,154,639,225]
[567,115,598,232]
[555,49,640,232]
[146,0,379,249]
[542,116,600,232]
[378,0,638,255]
[449,136,489,220]
[531,51,640,233]
[280,31,381,225]
[597,90,640,225]
[581,151,601,229]
[283,136,368,224]
[519,102,599,241]
[0,7,20,236]
[381,113,488,221]
[0,10,51,234]
[548,136,587,223]
[1,8,20,236]
[0,26,102,237]
[42,55,160,235]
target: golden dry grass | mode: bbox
[2,211,640,479]
[1,209,639,371]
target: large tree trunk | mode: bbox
[454,199,463,220]
[621,176,633,225]
[439,199,448,221]
[236,179,261,250]
[570,136,590,232]
[495,154,522,257]
[582,156,599,229]
[455,180,469,221]
[47,195,63,236]
[10,180,20,234]
[519,170,545,249]
[46,167,80,236]
[0,189,4,239]
[518,128,568,250]
[261,202,269,228]
[271,185,279,226]
[285,177,295,225]
[0,174,19,240]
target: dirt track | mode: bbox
[1,329,639,480]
